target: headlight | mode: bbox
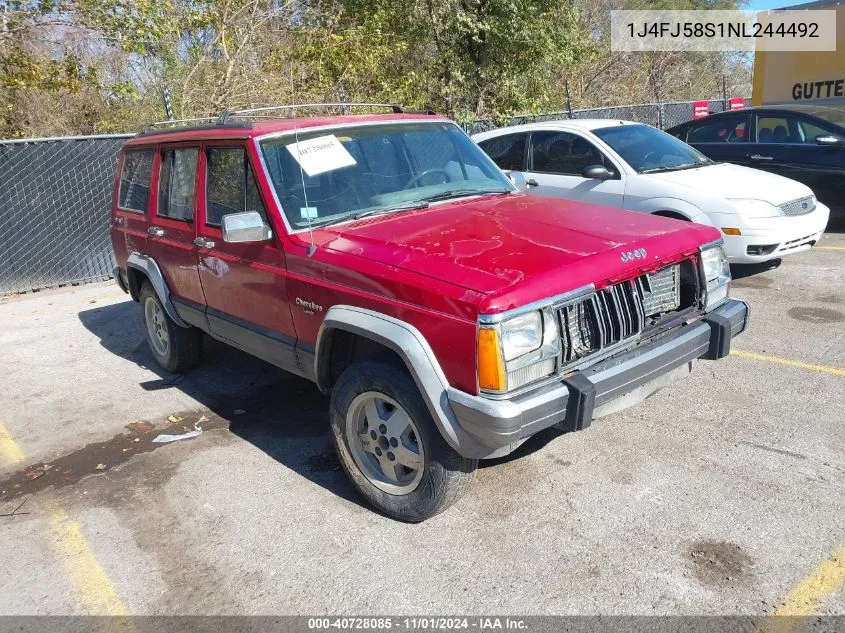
[501,312,542,361]
[728,199,780,218]
[699,242,731,310]
[478,308,560,393]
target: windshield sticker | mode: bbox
[300,207,318,219]
[286,135,356,177]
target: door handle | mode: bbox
[750,154,773,161]
[193,237,216,249]
[147,226,164,237]
[527,179,539,187]
[112,217,125,227]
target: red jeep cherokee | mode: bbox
[111,105,748,521]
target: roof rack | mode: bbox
[138,116,251,136]
[138,103,436,136]
[216,103,405,124]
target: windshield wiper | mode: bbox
[417,188,512,203]
[304,200,430,229]
[640,162,707,174]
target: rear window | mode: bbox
[118,150,154,213]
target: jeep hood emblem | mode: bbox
[620,248,647,263]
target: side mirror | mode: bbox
[582,165,611,180]
[815,134,844,146]
[504,170,529,192]
[221,211,273,243]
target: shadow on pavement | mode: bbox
[78,299,364,508]
[730,258,782,280]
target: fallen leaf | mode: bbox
[126,421,153,433]
[24,469,44,481]
[167,415,184,424]
[95,463,106,471]
[197,415,209,424]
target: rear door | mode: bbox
[523,129,625,207]
[684,112,751,167]
[476,132,529,172]
[145,144,206,308]
[113,148,154,259]
[195,142,299,371]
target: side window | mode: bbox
[118,150,154,214]
[757,116,794,144]
[205,147,268,227]
[477,133,527,171]
[530,131,613,176]
[158,148,198,221]
[687,115,748,143]
[797,118,838,143]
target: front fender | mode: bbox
[316,306,494,459]
[629,197,710,223]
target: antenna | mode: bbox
[290,65,317,257]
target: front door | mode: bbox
[524,130,625,207]
[685,112,751,167]
[146,145,205,308]
[195,143,299,373]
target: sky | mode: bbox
[746,0,810,10]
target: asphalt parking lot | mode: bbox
[0,233,843,617]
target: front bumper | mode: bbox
[447,299,748,458]
[719,204,829,264]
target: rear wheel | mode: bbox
[330,359,477,522]
[139,283,202,373]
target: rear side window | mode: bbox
[205,147,268,227]
[158,148,198,221]
[118,150,154,214]
[478,133,527,171]
[530,130,613,176]
[687,115,748,143]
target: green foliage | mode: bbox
[0,0,751,137]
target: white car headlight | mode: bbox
[700,242,731,310]
[478,308,561,393]
[728,199,780,218]
[501,312,542,361]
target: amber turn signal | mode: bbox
[477,328,505,392]
[721,227,742,236]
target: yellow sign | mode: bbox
[752,3,845,106]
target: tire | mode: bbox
[139,282,202,373]
[329,358,477,522]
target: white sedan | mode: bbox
[472,120,830,264]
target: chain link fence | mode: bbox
[0,134,132,295]
[464,97,747,135]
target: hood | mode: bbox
[645,162,813,205]
[318,194,719,314]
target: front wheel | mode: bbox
[329,359,477,522]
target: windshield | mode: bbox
[259,122,512,229]
[592,124,713,174]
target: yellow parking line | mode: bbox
[731,350,845,377]
[759,544,845,633]
[0,421,24,465]
[47,500,130,616]
[816,246,845,251]
[0,422,129,617]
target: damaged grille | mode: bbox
[559,264,685,364]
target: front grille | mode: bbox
[559,264,683,364]
[779,196,815,216]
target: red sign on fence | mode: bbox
[728,97,745,111]
[693,100,709,119]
